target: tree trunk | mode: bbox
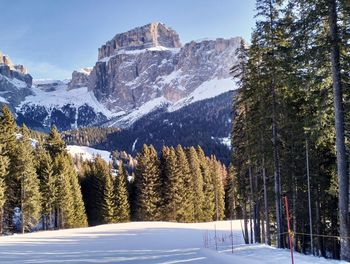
[249,166,254,243]
[262,157,271,245]
[292,173,298,252]
[328,0,350,260]
[243,205,249,244]
[254,166,261,243]
[21,177,24,234]
[0,208,3,235]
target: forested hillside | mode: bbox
[63,91,234,165]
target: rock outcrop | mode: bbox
[0,51,33,107]
[68,68,92,90]
[89,23,240,113]
[98,22,181,60]
[2,23,241,132]
[0,51,32,87]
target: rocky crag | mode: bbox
[0,23,241,153]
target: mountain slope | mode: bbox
[2,22,239,131]
[1,22,239,164]
[64,91,234,165]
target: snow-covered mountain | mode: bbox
[0,22,239,131]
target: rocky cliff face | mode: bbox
[0,51,33,107]
[68,68,92,90]
[98,22,181,60]
[89,23,240,117]
[1,22,240,133]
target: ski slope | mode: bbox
[0,221,347,264]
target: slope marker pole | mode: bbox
[284,196,294,264]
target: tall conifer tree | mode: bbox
[15,125,41,233]
[114,162,130,222]
[134,145,161,221]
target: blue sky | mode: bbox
[0,0,256,79]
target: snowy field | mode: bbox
[0,221,347,264]
[67,145,112,163]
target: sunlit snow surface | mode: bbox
[0,221,347,264]
[67,145,112,163]
[17,83,115,119]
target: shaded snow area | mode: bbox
[169,78,235,112]
[0,221,347,264]
[67,145,112,163]
[108,96,170,127]
[17,82,115,118]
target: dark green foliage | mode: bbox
[161,146,181,221]
[16,125,41,233]
[0,144,8,234]
[175,145,194,223]
[229,0,350,259]
[0,108,87,234]
[61,93,234,166]
[53,153,76,228]
[34,145,55,230]
[62,127,120,148]
[186,147,204,222]
[45,125,66,157]
[0,106,19,232]
[134,145,161,221]
[114,162,130,222]
[209,156,225,221]
[197,146,215,222]
[81,156,115,225]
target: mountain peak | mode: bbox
[98,22,182,60]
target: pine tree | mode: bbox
[196,146,215,221]
[45,125,66,158]
[161,146,181,221]
[114,162,130,222]
[82,156,115,225]
[67,158,88,228]
[0,106,18,232]
[53,154,75,229]
[15,125,41,233]
[175,145,194,223]
[328,0,350,259]
[134,145,161,221]
[35,146,55,230]
[0,144,8,234]
[225,164,237,220]
[209,156,225,221]
[186,147,204,222]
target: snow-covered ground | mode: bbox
[17,82,115,119]
[168,78,235,112]
[0,221,346,264]
[67,145,112,163]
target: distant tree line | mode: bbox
[79,144,227,225]
[62,92,233,166]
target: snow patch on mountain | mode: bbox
[0,96,8,103]
[169,78,235,112]
[17,82,114,118]
[67,145,112,163]
[108,96,170,127]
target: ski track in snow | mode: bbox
[0,221,347,264]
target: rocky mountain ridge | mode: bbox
[0,22,239,159]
